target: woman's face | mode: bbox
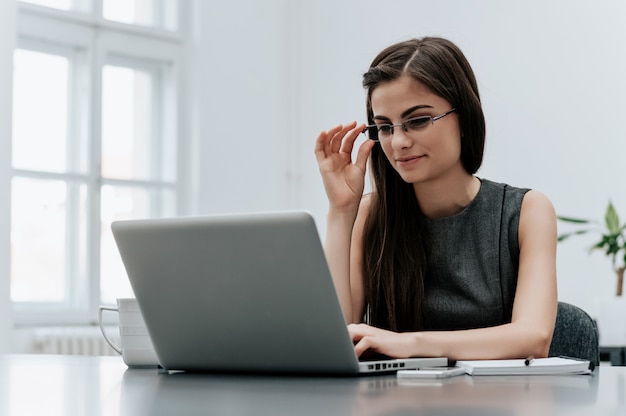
[369,76,463,185]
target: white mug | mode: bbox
[98,298,159,367]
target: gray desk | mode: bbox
[1,354,625,415]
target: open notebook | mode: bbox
[111,211,447,375]
[456,357,594,376]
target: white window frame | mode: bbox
[12,1,190,326]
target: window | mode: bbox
[21,0,178,31]
[11,1,187,324]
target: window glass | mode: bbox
[19,0,90,13]
[11,178,87,303]
[102,65,154,181]
[100,184,176,304]
[20,0,72,11]
[103,0,178,31]
[12,49,69,173]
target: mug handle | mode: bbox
[98,306,122,355]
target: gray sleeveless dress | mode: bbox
[422,178,529,331]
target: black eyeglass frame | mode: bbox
[362,108,457,142]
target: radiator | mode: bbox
[31,326,120,356]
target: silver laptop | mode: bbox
[111,211,447,375]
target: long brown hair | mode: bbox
[361,37,485,331]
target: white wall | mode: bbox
[192,0,626,315]
[0,0,16,352]
[192,0,297,215]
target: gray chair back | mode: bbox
[548,301,599,367]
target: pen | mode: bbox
[524,356,535,366]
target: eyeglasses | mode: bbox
[362,108,456,142]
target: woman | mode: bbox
[314,37,557,361]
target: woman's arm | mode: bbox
[347,195,372,323]
[349,190,558,360]
[324,208,360,323]
[314,122,375,323]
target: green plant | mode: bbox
[558,201,626,296]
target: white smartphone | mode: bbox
[397,366,466,379]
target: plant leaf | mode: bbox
[591,243,605,251]
[590,235,611,250]
[557,229,591,242]
[605,201,620,235]
[557,216,591,224]
[606,242,619,256]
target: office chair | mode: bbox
[548,301,600,367]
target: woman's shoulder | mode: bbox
[478,178,555,222]
[483,179,556,232]
[480,178,529,194]
[479,178,535,207]
[479,177,553,211]
[520,189,556,217]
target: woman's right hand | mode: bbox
[314,122,376,212]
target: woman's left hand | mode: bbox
[348,323,417,359]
